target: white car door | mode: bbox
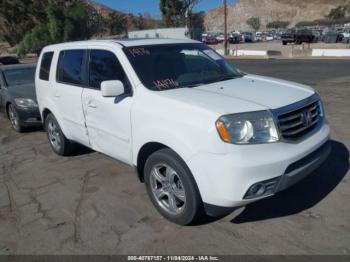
[55,49,90,146]
[81,48,133,164]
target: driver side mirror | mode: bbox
[101,80,125,97]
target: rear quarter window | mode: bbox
[39,52,54,81]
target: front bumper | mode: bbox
[16,107,42,127]
[187,123,331,208]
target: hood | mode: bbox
[157,74,314,115]
[7,83,37,102]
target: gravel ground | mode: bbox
[0,60,349,255]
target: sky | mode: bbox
[94,0,236,18]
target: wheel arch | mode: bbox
[5,101,12,118]
[42,108,53,129]
[136,142,170,182]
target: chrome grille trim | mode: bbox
[271,93,324,143]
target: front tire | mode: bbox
[144,148,204,225]
[8,104,24,132]
[45,113,74,156]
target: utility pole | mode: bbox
[224,0,228,56]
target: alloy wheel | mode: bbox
[8,105,19,130]
[150,164,186,215]
[47,120,62,152]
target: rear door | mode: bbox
[81,48,133,164]
[54,49,90,146]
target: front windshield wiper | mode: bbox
[217,76,238,82]
[182,83,206,88]
[181,76,239,88]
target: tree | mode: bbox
[17,1,104,55]
[17,25,52,55]
[328,6,346,20]
[189,11,205,31]
[182,0,200,32]
[266,21,290,29]
[0,0,49,46]
[132,13,146,30]
[160,0,185,27]
[108,12,128,35]
[246,17,260,31]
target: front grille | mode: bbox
[277,99,322,141]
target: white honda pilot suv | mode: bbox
[35,39,331,225]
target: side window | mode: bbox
[39,52,54,81]
[89,50,130,92]
[57,50,85,85]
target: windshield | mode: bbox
[3,67,35,86]
[124,43,242,91]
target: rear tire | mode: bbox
[8,104,24,132]
[144,148,204,225]
[282,41,287,45]
[45,113,74,156]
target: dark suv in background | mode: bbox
[282,29,315,45]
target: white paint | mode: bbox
[312,49,350,57]
[215,49,268,57]
[128,27,188,40]
[230,49,268,57]
[36,39,330,211]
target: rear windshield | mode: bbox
[3,67,35,86]
[124,43,242,91]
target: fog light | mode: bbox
[248,183,266,196]
[244,177,281,199]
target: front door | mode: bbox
[82,49,133,164]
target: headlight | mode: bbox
[14,98,38,108]
[216,111,279,144]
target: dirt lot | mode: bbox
[0,60,349,255]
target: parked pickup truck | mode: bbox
[36,39,331,225]
[282,29,315,45]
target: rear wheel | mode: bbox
[144,148,204,225]
[45,113,74,156]
[282,41,287,45]
[8,104,24,132]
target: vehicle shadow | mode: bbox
[231,140,349,224]
[69,144,95,156]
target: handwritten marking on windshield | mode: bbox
[128,48,151,57]
[153,79,179,90]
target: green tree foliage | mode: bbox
[17,0,104,55]
[246,17,261,31]
[132,13,146,30]
[327,6,346,20]
[0,0,49,46]
[266,21,290,29]
[295,16,350,28]
[108,12,128,35]
[160,0,185,27]
[17,25,51,55]
[189,11,205,32]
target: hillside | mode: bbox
[204,0,350,31]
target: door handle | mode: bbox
[54,92,60,98]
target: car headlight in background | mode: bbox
[14,98,38,108]
[216,111,279,144]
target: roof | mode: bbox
[0,63,36,71]
[42,38,201,51]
